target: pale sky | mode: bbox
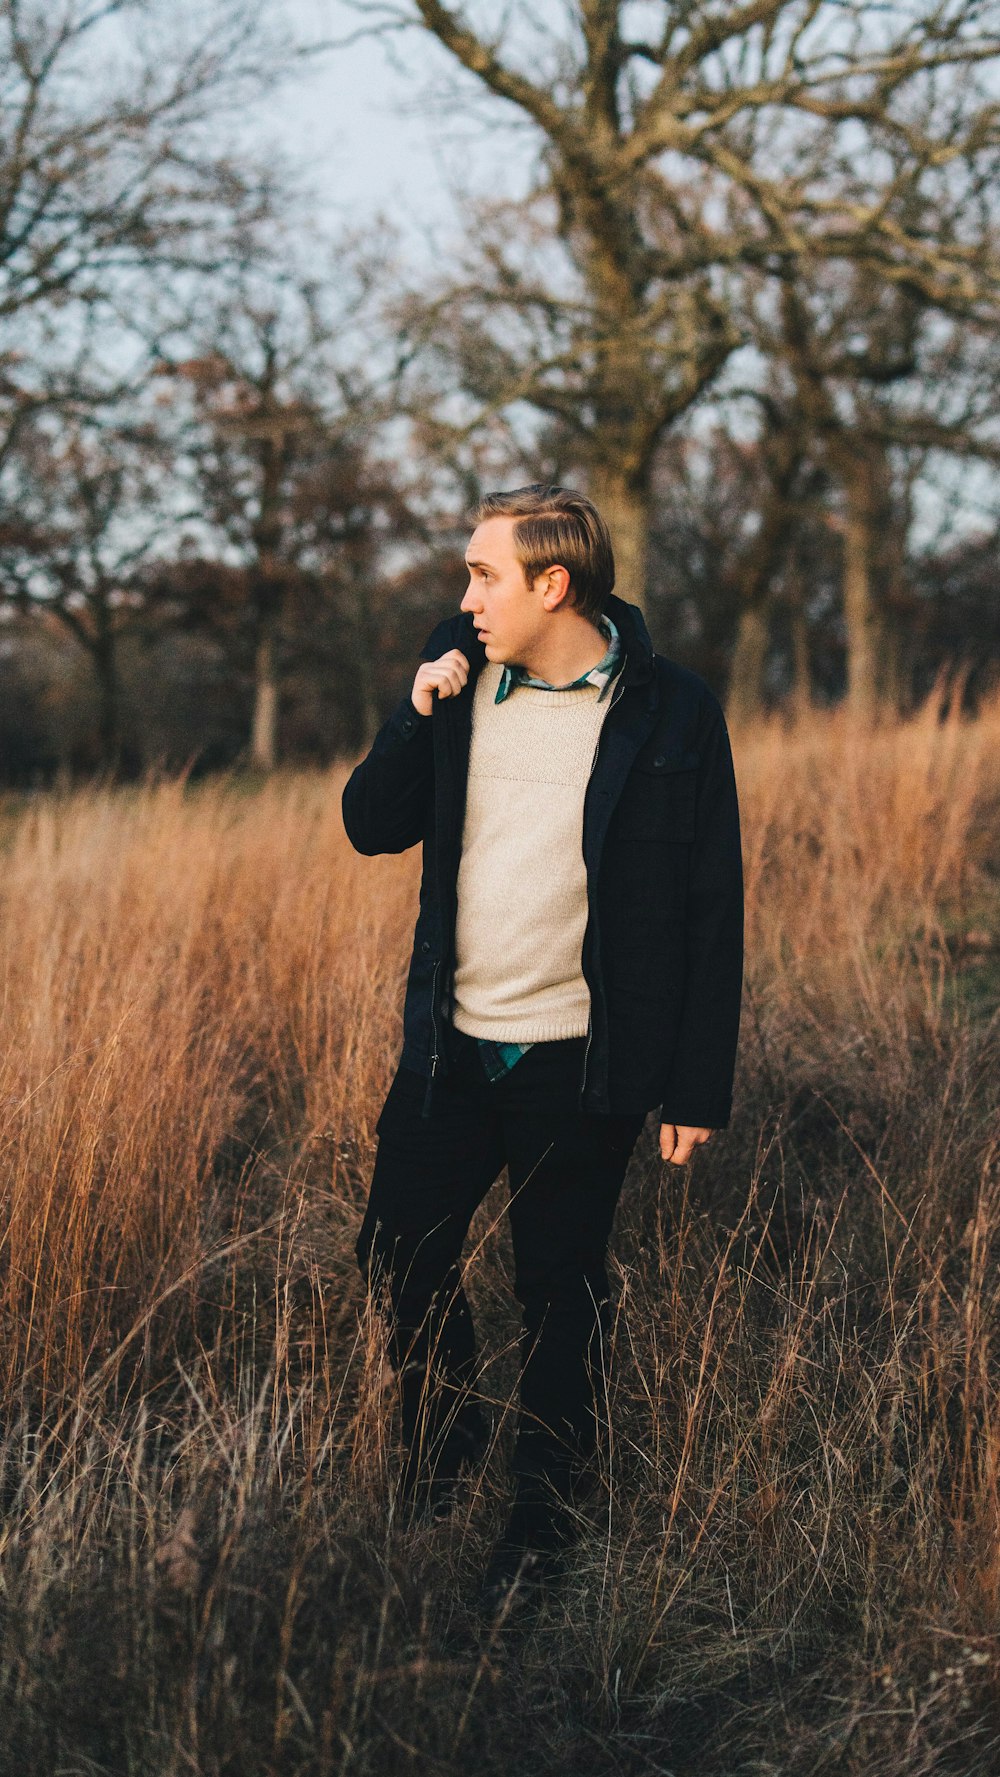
[268,1,540,264]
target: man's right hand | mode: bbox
[411,649,470,717]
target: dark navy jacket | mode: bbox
[341,591,744,1130]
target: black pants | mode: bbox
[355,1022,646,1548]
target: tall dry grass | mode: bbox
[0,681,998,1775]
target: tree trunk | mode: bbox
[93,628,123,773]
[879,611,904,716]
[250,414,287,773]
[348,568,381,753]
[880,524,911,716]
[723,435,801,727]
[841,455,884,725]
[789,591,812,723]
[251,620,278,771]
[727,599,770,728]
[784,555,812,721]
[587,465,650,612]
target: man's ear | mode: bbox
[539,564,572,610]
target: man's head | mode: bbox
[460,485,615,666]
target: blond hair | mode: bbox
[472,484,614,623]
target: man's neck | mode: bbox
[516,615,607,686]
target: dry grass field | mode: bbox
[0,680,998,1776]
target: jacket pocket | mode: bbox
[375,1062,428,1137]
[614,748,699,844]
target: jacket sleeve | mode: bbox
[658,693,744,1131]
[341,692,434,856]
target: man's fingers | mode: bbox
[660,1124,713,1166]
[429,651,469,699]
[410,650,471,715]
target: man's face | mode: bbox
[460,515,562,663]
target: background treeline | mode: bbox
[2,0,1000,784]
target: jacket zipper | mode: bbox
[424,683,454,1122]
[580,666,627,1103]
[422,956,442,1119]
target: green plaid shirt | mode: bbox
[466,610,623,1082]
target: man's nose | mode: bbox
[460,584,479,612]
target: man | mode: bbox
[342,485,743,1619]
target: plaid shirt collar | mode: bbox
[494,610,622,705]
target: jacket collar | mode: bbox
[428,589,655,690]
[602,592,655,687]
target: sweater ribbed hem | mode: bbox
[450,1006,590,1043]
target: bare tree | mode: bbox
[716,390,811,726]
[0,407,172,769]
[0,0,330,770]
[355,0,1000,610]
[644,414,827,703]
[155,256,420,768]
[0,1,309,429]
[749,255,1000,720]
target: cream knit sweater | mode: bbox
[446,658,619,1042]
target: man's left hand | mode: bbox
[659,1124,713,1165]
